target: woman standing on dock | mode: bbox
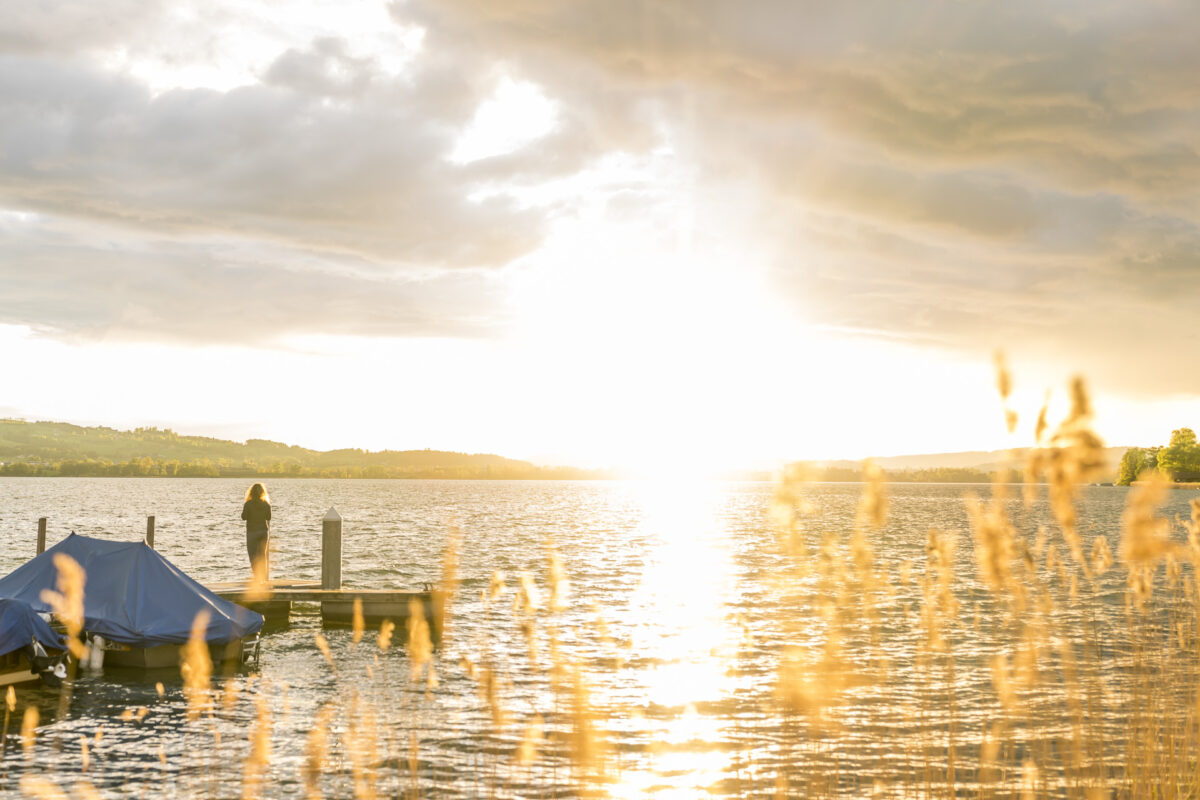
[241,483,271,577]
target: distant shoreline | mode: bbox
[0,469,616,480]
[1131,480,1200,490]
[0,419,613,480]
[0,475,1165,487]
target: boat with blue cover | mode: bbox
[0,533,263,669]
[0,598,66,686]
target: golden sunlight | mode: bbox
[618,479,741,793]
[9,2,1200,798]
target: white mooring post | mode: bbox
[321,507,343,590]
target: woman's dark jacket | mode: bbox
[241,498,271,534]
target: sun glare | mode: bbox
[617,479,740,794]
[508,210,809,475]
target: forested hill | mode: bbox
[0,419,610,479]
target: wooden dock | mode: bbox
[34,506,444,642]
[207,579,442,640]
[212,507,444,640]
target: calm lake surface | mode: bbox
[0,478,1195,798]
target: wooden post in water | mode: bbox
[321,507,342,590]
[146,515,156,548]
[37,518,47,554]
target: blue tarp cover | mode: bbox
[0,598,64,657]
[0,534,263,647]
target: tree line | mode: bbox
[0,419,612,479]
[0,455,612,480]
[779,465,1018,483]
[1117,427,1200,485]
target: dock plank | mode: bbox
[216,588,431,602]
[205,579,321,593]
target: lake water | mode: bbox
[0,478,1195,798]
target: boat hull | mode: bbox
[0,650,38,687]
[99,638,248,670]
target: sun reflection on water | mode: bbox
[617,478,740,795]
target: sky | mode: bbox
[2,0,1199,473]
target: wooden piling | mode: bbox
[37,518,47,554]
[321,508,342,590]
[146,515,156,548]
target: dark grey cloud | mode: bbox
[400,0,1200,203]
[765,201,1200,394]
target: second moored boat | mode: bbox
[0,533,263,671]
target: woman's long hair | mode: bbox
[245,482,270,503]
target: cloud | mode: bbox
[4,0,1200,398]
[0,1,168,56]
[0,211,509,343]
[0,1,672,345]
[0,49,544,265]
[402,1,1200,201]
[0,4,593,344]
[393,0,1200,392]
